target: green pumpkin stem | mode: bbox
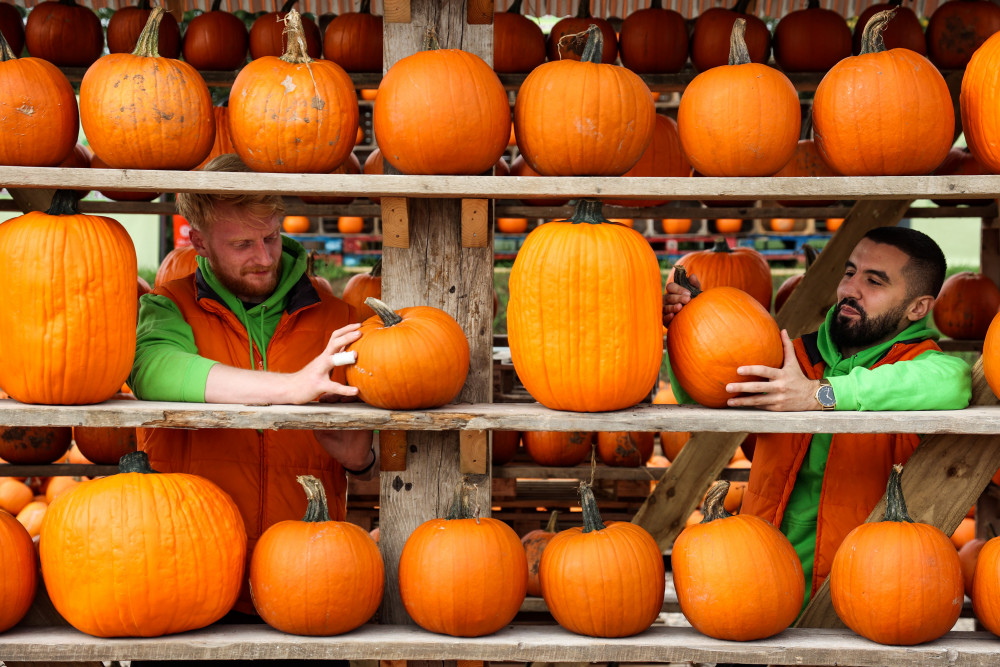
[132,6,164,57]
[701,481,734,522]
[280,9,313,63]
[280,0,299,13]
[579,24,603,64]
[882,464,914,523]
[360,0,371,13]
[728,18,751,66]
[803,243,818,269]
[46,190,82,216]
[297,475,332,522]
[0,28,16,62]
[579,482,606,533]
[859,8,895,55]
[364,297,403,327]
[422,26,441,51]
[544,509,560,533]
[561,198,611,226]
[672,266,702,298]
[445,479,479,521]
[369,258,382,278]
[119,451,160,474]
[506,0,524,13]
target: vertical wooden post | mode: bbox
[378,0,494,626]
[981,216,1000,289]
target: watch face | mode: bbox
[818,384,836,408]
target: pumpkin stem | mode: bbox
[280,0,299,12]
[506,0,524,14]
[575,0,592,18]
[445,479,478,520]
[365,297,403,327]
[580,24,603,63]
[803,243,818,269]
[806,0,819,9]
[0,27,16,62]
[859,8,895,55]
[280,9,313,63]
[360,0,371,13]
[731,0,752,14]
[138,0,151,10]
[297,475,332,522]
[369,258,382,278]
[672,266,702,298]
[210,0,223,11]
[649,0,663,8]
[119,451,160,474]
[544,509,560,533]
[58,0,78,5]
[728,18,751,66]
[711,238,733,254]
[132,6,165,57]
[882,463,914,523]
[422,25,441,51]
[701,481,734,522]
[579,482,606,533]
[561,198,611,226]
[45,190,82,216]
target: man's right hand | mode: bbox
[662,272,701,328]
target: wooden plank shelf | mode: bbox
[4,168,1000,201]
[493,465,751,482]
[1,624,997,665]
[3,398,1000,434]
[0,463,118,477]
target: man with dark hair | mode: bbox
[663,225,971,610]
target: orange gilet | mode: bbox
[138,271,353,613]
[740,333,941,594]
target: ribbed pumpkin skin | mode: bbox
[541,521,665,637]
[831,521,962,645]
[24,0,103,67]
[508,218,663,412]
[0,208,137,405]
[40,468,247,637]
[604,114,691,207]
[514,60,655,176]
[250,519,384,635]
[933,272,1000,340]
[672,511,804,640]
[813,46,953,176]
[678,63,799,177]
[667,286,782,408]
[345,305,470,410]
[972,537,1000,634]
[154,245,199,288]
[0,52,78,167]
[926,0,1000,69]
[523,431,594,467]
[399,516,527,637]
[667,242,773,311]
[229,57,358,174]
[339,261,381,322]
[961,31,1000,174]
[195,105,236,170]
[0,510,36,633]
[374,50,509,175]
[985,313,1000,401]
[619,5,689,73]
[322,10,382,72]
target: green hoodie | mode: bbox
[129,236,309,402]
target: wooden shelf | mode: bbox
[493,465,750,482]
[0,463,118,477]
[0,624,996,665]
[3,398,1000,435]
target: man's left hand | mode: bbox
[725,329,822,411]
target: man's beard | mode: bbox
[829,298,909,351]
[211,259,279,304]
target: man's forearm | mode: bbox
[204,364,298,404]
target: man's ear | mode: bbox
[906,295,934,321]
[189,228,208,256]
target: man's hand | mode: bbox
[663,272,702,327]
[285,323,364,403]
[724,329,822,411]
[315,429,377,480]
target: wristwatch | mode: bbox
[815,379,836,411]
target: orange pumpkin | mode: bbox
[248,0,321,59]
[662,219,693,234]
[16,500,46,538]
[107,0,181,57]
[666,267,783,408]
[961,30,1000,174]
[322,0,382,72]
[521,510,559,597]
[81,8,214,171]
[814,9,954,176]
[773,0,851,72]
[493,0,546,73]
[337,216,364,234]
[73,420,138,465]
[508,200,663,412]
[679,20,799,177]
[546,2,618,64]
[618,0,688,73]
[927,0,1000,69]
[195,105,236,171]
[515,26,655,177]
[282,216,311,234]
[24,0,103,67]
[831,464,963,645]
[0,509,36,632]
[933,272,1000,340]
[0,191,137,405]
[596,432,655,467]
[523,431,593,467]
[0,478,33,515]
[181,0,249,71]
[154,245,200,289]
[769,218,796,232]
[853,0,926,55]
[341,260,382,323]
[826,218,844,232]
[673,481,803,640]
[45,476,86,504]
[399,481,527,637]
[961,527,995,599]
[497,217,529,234]
[714,218,744,234]
[250,475,384,635]
[951,516,977,550]
[604,114,691,208]
[541,482,665,637]
[300,153,363,205]
[40,451,247,638]
[345,298,469,410]
[492,430,521,465]
[667,238,773,311]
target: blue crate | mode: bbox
[324,238,343,253]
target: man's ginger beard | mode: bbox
[829,297,910,351]
[207,253,280,304]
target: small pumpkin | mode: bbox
[960,524,995,599]
[523,431,593,467]
[250,475,384,635]
[521,509,559,597]
[0,2,25,56]
[540,482,665,637]
[181,0,249,71]
[341,260,382,323]
[338,216,364,234]
[24,0,103,67]
[596,431,655,467]
[769,218,796,232]
[667,238,773,311]
[618,0,688,73]
[16,499,46,537]
[493,0,546,73]
[345,298,470,410]
[662,219,693,234]
[249,0,321,59]
[826,218,844,232]
[933,272,1000,340]
[497,217,529,234]
[107,0,180,57]
[0,478,33,515]
[154,245,200,288]
[0,509,36,633]
[282,216,311,234]
[961,30,1000,174]
[714,218,744,234]
[322,0,382,72]
[952,516,977,550]
[492,430,521,465]
[830,464,963,645]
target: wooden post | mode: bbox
[378,0,494,626]
[981,216,1000,289]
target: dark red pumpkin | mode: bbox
[492,430,521,466]
[853,0,926,55]
[618,0,688,73]
[690,0,771,71]
[249,0,321,60]
[322,0,382,72]
[773,244,818,315]
[107,0,180,58]
[0,426,72,464]
[596,432,655,467]
[773,0,851,72]
[546,1,617,64]
[933,272,1000,340]
[926,0,1000,69]
[24,0,103,67]
[523,431,593,467]
[0,2,24,57]
[181,0,249,71]
[493,0,546,73]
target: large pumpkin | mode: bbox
[667,239,773,311]
[853,0,926,55]
[679,20,799,177]
[40,451,246,637]
[773,0,851,72]
[830,464,963,645]
[541,482,664,637]
[618,0,688,73]
[926,0,1000,69]
[345,298,469,410]
[340,259,382,323]
[374,36,509,175]
[493,0,546,73]
[80,8,214,170]
[399,481,527,636]
[508,200,663,412]
[0,510,36,633]
[604,114,691,208]
[24,0,103,67]
[672,481,804,640]
[813,9,954,176]
[0,29,78,167]
[154,245,200,288]
[961,30,1000,174]
[181,0,249,71]
[230,10,357,174]
[0,190,137,405]
[107,0,180,57]
[546,1,617,64]
[933,272,1000,340]
[0,426,72,464]
[250,475,384,635]
[523,431,594,467]
[522,510,559,597]
[666,267,783,408]
[322,0,382,72]
[515,26,655,177]
[0,1,24,56]
[690,0,771,71]
[248,0,321,59]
